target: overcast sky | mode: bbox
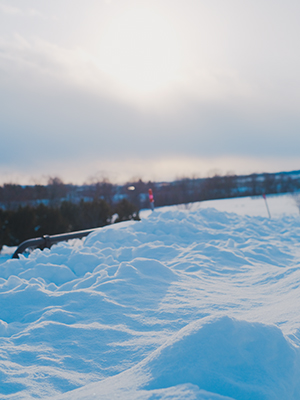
[1,0,300,184]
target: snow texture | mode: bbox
[0,194,300,399]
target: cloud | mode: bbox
[0,3,46,18]
[0,33,300,169]
[0,34,130,103]
[0,29,258,113]
[0,0,300,184]
[0,4,21,15]
[28,9,44,18]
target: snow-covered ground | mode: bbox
[1,193,300,399]
[141,192,300,218]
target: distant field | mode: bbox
[141,192,300,218]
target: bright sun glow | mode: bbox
[98,7,183,99]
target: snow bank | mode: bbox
[1,206,300,399]
[145,316,300,399]
[61,316,300,400]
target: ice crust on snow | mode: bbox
[1,203,300,399]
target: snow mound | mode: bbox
[144,316,300,399]
[56,316,300,400]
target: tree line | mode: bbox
[0,199,139,250]
[1,170,300,250]
[152,172,300,207]
[1,171,299,212]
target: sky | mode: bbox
[1,0,300,185]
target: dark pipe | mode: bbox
[12,227,98,259]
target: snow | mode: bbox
[140,192,300,219]
[0,246,17,265]
[1,193,300,399]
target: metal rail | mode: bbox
[12,227,98,259]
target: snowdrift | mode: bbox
[60,316,300,400]
[1,207,300,399]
